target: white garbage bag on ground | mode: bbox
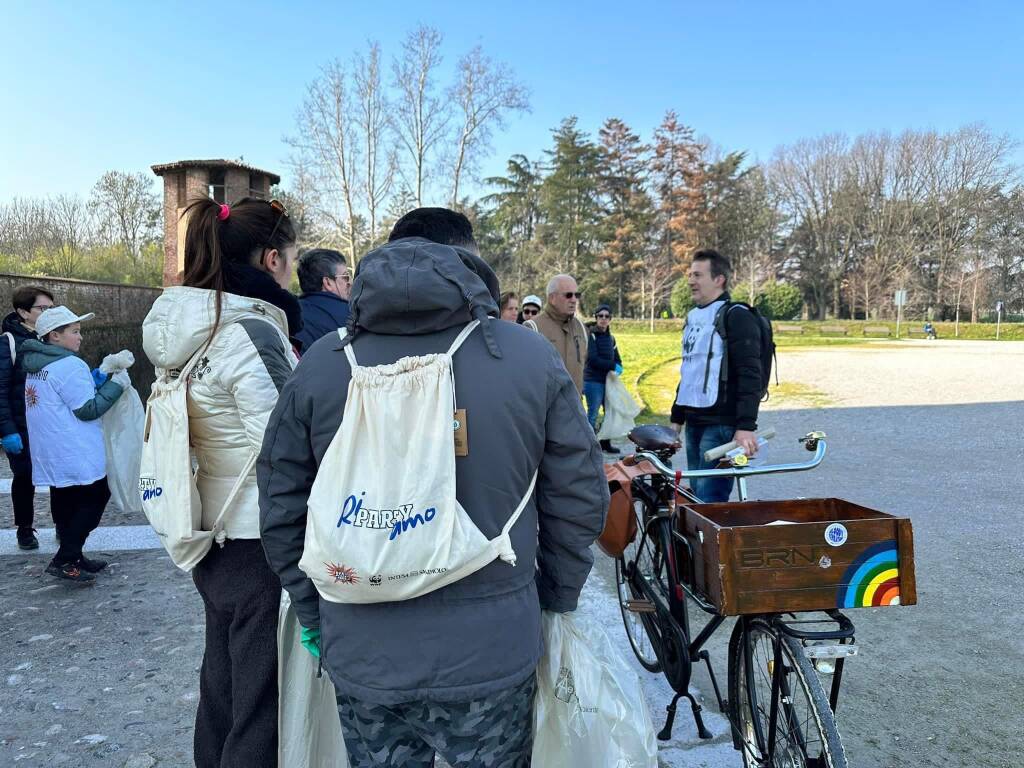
[99,351,145,515]
[278,592,348,768]
[532,610,658,768]
[597,371,642,441]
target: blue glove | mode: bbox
[614,364,623,375]
[1,433,23,455]
[91,368,108,388]
[300,626,321,659]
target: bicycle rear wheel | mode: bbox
[729,618,847,768]
[615,500,670,672]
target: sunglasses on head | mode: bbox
[265,199,289,248]
[563,292,582,299]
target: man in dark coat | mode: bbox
[0,285,56,549]
[294,249,350,352]
[258,208,607,767]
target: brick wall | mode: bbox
[0,274,162,396]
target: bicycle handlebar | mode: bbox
[631,433,828,482]
[703,427,777,462]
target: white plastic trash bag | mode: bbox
[532,610,658,768]
[278,592,348,768]
[597,371,642,441]
[99,351,145,515]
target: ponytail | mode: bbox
[180,196,296,351]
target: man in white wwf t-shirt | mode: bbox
[20,306,124,583]
[671,250,763,503]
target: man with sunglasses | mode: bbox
[524,275,589,393]
[295,249,351,352]
[0,286,56,550]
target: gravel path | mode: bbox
[766,340,1024,408]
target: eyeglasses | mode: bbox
[596,313,611,319]
[332,271,351,284]
[563,292,582,299]
[31,304,54,312]
[522,308,539,316]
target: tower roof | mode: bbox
[151,159,280,185]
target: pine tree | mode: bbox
[538,117,604,284]
[598,118,654,316]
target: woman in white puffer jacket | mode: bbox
[142,197,301,768]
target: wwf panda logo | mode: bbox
[369,574,382,586]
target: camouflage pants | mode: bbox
[337,674,536,767]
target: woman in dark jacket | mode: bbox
[583,303,622,453]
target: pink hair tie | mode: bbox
[218,204,230,221]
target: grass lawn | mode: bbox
[616,329,848,421]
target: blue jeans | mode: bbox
[684,423,735,503]
[583,379,605,430]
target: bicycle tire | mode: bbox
[728,617,848,768]
[615,499,669,672]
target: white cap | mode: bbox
[522,294,543,308]
[36,306,96,338]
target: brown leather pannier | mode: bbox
[598,460,656,558]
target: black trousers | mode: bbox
[192,538,282,768]
[49,477,109,566]
[6,429,38,529]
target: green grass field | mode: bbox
[616,329,857,422]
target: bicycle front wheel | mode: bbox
[729,618,847,768]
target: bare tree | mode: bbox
[770,134,853,318]
[354,42,396,247]
[391,25,449,207]
[917,124,1016,317]
[90,170,159,265]
[0,197,55,262]
[288,60,362,262]
[447,46,529,207]
[47,194,92,277]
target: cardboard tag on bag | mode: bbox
[454,409,468,457]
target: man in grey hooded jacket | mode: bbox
[258,208,608,767]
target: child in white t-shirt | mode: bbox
[21,307,124,582]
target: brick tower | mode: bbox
[151,159,280,286]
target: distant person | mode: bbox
[671,249,763,503]
[294,249,351,352]
[583,304,623,454]
[0,285,55,550]
[499,291,519,322]
[21,306,124,582]
[518,294,542,324]
[524,275,588,392]
[923,321,937,340]
[142,197,300,767]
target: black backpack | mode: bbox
[712,302,777,400]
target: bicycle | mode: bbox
[609,424,915,767]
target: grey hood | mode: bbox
[347,237,502,357]
[20,339,75,374]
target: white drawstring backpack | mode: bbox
[138,340,257,572]
[299,320,536,604]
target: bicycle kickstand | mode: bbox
[658,691,713,741]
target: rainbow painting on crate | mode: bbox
[836,541,901,608]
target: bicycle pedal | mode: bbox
[623,599,657,614]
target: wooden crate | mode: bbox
[676,498,916,616]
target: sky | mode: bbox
[2,0,1022,202]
